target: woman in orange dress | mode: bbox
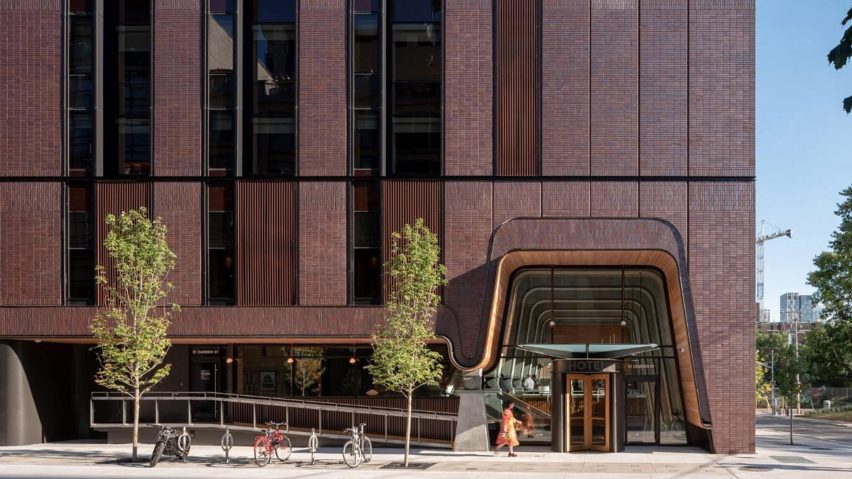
[494,400,522,457]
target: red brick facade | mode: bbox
[298,182,347,305]
[153,0,202,176]
[0,0,755,454]
[298,0,347,176]
[0,182,62,305]
[0,1,62,176]
[154,182,202,306]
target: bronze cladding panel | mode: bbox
[236,180,297,306]
[495,0,538,176]
[96,182,152,305]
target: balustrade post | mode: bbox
[155,400,159,424]
[122,400,127,425]
[187,399,192,425]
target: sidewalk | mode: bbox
[0,414,850,478]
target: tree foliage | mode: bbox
[90,208,178,460]
[365,218,446,467]
[802,321,852,387]
[805,186,852,386]
[757,332,808,409]
[808,187,852,323]
[829,8,852,113]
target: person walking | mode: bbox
[494,400,522,457]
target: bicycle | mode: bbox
[253,421,292,467]
[341,423,372,468]
[149,425,191,467]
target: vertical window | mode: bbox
[67,183,96,304]
[207,0,237,175]
[388,0,442,176]
[68,0,95,176]
[352,0,382,175]
[208,182,235,304]
[104,0,152,176]
[244,0,297,176]
[351,181,381,304]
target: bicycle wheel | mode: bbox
[361,436,372,463]
[342,441,361,468]
[253,437,272,467]
[149,441,165,468]
[274,435,292,462]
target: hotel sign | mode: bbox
[565,360,618,373]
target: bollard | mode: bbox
[221,427,234,464]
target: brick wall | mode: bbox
[542,182,591,217]
[0,182,61,305]
[0,1,61,176]
[641,0,688,176]
[689,0,755,177]
[298,182,347,305]
[444,0,493,176]
[591,0,638,176]
[542,0,590,176]
[298,0,347,176]
[688,181,755,453]
[153,0,202,176]
[154,182,201,305]
[640,181,688,254]
[440,181,493,363]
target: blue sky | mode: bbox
[757,1,852,321]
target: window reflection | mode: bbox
[245,0,297,175]
[208,182,235,304]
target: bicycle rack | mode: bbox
[220,427,233,464]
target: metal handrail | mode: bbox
[90,391,456,421]
[501,392,552,419]
[90,391,457,447]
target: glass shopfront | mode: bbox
[487,267,688,451]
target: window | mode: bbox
[388,0,441,175]
[244,0,297,176]
[68,0,95,176]
[351,0,383,175]
[351,182,381,304]
[104,0,151,176]
[208,182,235,304]
[67,183,95,304]
[207,0,236,174]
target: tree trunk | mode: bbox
[133,389,140,461]
[404,392,413,467]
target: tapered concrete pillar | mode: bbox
[0,342,43,445]
[452,368,490,451]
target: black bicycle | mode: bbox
[150,425,191,467]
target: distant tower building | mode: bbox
[779,293,820,323]
[759,309,771,323]
[797,295,819,323]
[780,293,798,323]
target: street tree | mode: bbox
[829,8,852,112]
[805,186,852,387]
[90,208,178,461]
[808,186,852,323]
[365,218,446,467]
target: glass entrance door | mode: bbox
[625,376,659,444]
[565,374,610,451]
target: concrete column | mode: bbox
[0,342,43,445]
[452,368,491,452]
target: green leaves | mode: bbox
[828,8,852,111]
[807,187,852,324]
[90,207,177,397]
[366,218,447,398]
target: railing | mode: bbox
[503,392,552,419]
[90,391,457,447]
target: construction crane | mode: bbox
[756,220,792,321]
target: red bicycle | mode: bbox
[253,421,292,466]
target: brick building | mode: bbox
[0,0,754,454]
